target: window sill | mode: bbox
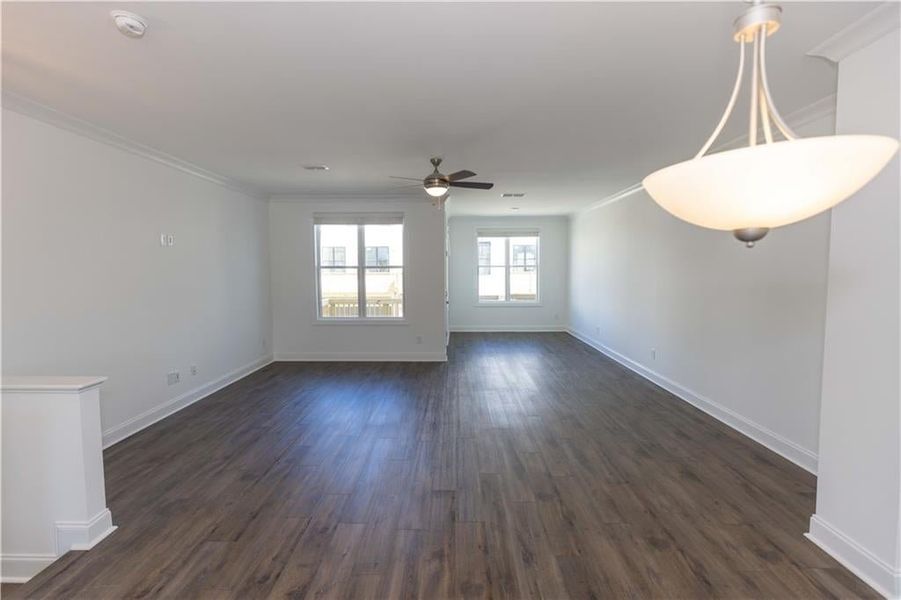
[314,318,409,326]
[474,302,543,308]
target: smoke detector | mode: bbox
[111,11,147,38]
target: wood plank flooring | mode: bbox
[5,332,877,599]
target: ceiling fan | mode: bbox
[390,157,494,198]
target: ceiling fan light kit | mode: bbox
[392,157,494,208]
[642,1,899,247]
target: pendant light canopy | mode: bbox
[642,2,898,247]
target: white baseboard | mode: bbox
[102,355,273,448]
[56,508,116,554]
[565,328,818,474]
[449,326,566,332]
[274,352,447,362]
[1,510,118,583]
[807,514,900,599]
[1,553,57,583]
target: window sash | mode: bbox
[476,234,539,303]
[315,221,404,319]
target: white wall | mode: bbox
[2,109,272,446]
[448,216,568,331]
[809,28,901,600]
[567,114,836,473]
[269,199,447,361]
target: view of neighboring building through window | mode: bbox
[512,244,536,272]
[315,218,404,319]
[478,241,491,275]
[477,232,539,302]
[321,246,346,271]
[366,246,390,272]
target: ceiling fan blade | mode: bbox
[449,181,494,190]
[447,170,476,181]
[389,176,423,181]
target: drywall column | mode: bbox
[807,23,901,600]
[1,377,116,582]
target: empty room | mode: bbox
[2,1,899,599]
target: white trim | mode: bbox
[2,91,264,200]
[269,193,423,203]
[55,509,116,554]
[313,318,409,326]
[806,514,900,600]
[1,376,107,393]
[579,183,645,215]
[566,328,818,474]
[472,302,543,308]
[1,511,117,583]
[0,554,57,583]
[275,352,447,362]
[450,326,565,333]
[102,355,273,448]
[807,2,901,63]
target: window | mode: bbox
[365,246,390,272]
[321,246,346,271]
[477,231,539,303]
[478,241,491,275]
[315,215,404,319]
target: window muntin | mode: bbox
[315,219,403,319]
[477,233,539,303]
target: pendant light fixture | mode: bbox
[643,2,899,247]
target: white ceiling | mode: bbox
[2,2,876,215]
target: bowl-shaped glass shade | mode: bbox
[424,182,449,197]
[643,135,898,230]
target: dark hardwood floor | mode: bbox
[5,332,876,599]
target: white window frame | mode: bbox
[313,215,406,323]
[475,230,540,306]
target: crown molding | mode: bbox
[268,191,425,203]
[807,2,900,63]
[578,183,644,215]
[2,91,266,200]
[577,92,838,216]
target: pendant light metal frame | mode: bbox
[643,1,899,248]
[694,2,795,246]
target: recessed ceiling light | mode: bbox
[501,193,525,198]
[110,11,147,38]
[303,165,330,171]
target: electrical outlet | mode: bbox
[595,326,601,335]
[651,348,657,360]
[416,335,423,344]
[167,371,180,385]
[190,365,198,376]
[160,233,168,247]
